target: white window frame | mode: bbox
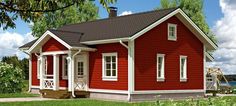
[102,52,118,81]
[168,23,177,41]
[157,54,165,82]
[62,55,68,79]
[180,55,187,82]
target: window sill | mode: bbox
[157,78,165,82]
[180,78,187,82]
[102,77,117,81]
[168,37,177,41]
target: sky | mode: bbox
[0,0,235,75]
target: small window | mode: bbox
[180,56,187,82]
[102,53,118,81]
[62,55,68,79]
[157,54,165,82]
[168,23,177,41]
[77,61,84,77]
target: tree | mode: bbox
[1,56,29,80]
[31,1,98,37]
[0,0,116,30]
[158,0,217,44]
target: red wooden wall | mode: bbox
[89,43,128,90]
[134,16,204,90]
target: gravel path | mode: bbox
[0,97,55,102]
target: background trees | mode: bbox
[31,1,98,37]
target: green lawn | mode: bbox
[0,96,236,106]
[0,80,40,98]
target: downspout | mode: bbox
[119,40,128,49]
[119,40,131,101]
[22,51,32,92]
[71,49,82,97]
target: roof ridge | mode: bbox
[49,29,84,34]
[60,7,179,27]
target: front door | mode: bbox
[75,54,88,91]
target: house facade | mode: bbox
[20,8,217,101]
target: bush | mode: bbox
[0,62,24,93]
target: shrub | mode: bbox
[0,62,24,93]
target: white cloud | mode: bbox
[208,0,236,74]
[119,11,133,16]
[0,31,35,60]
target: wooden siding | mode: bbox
[89,43,128,90]
[134,16,204,90]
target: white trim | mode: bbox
[62,55,68,79]
[28,55,32,92]
[157,54,165,82]
[89,89,128,94]
[119,40,129,49]
[203,46,206,93]
[28,30,72,53]
[132,89,204,94]
[180,55,187,82]
[205,52,214,62]
[102,52,118,81]
[37,57,41,79]
[168,23,177,41]
[81,38,129,45]
[41,51,69,55]
[130,9,217,50]
[31,86,67,90]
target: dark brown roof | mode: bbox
[20,8,178,48]
[19,39,37,48]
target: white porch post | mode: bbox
[53,54,59,90]
[39,56,45,89]
[67,51,73,92]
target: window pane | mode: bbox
[106,56,111,62]
[112,63,116,70]
[106,69,111,76]
[77,62,84,76]
[112,56,116,62]
[181,58,185,78]
[112,69,116,76]
[106,63,111,69]
[65,58,68,76]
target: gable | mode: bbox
[42,37,68,52]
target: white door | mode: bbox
[75,54,88,91]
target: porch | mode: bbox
[36,50,90,98]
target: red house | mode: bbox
[20,8,217,101]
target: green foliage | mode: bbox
[0,62,24,93]
[31,1,98,37]
[158,0,217,44]
[0,0,116,30]
[1,56,29,80]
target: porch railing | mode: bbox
[43,74,54,89]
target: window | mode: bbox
[180,56,187,82]
[168,23,177,41]
[77,61,84,77]
[102,53,118,81]
[62,55,68,79]
[157,54,165,82]
[37,56,47,79]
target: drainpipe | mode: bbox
[119,40,128,49]
[71,49,82,97]
[119,40,131,101]
[22,51,32,93]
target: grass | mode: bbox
[0,80,40,98]
[0,96,236,106]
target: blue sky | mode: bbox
[1,0,236,75]
[7,0,223,35]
